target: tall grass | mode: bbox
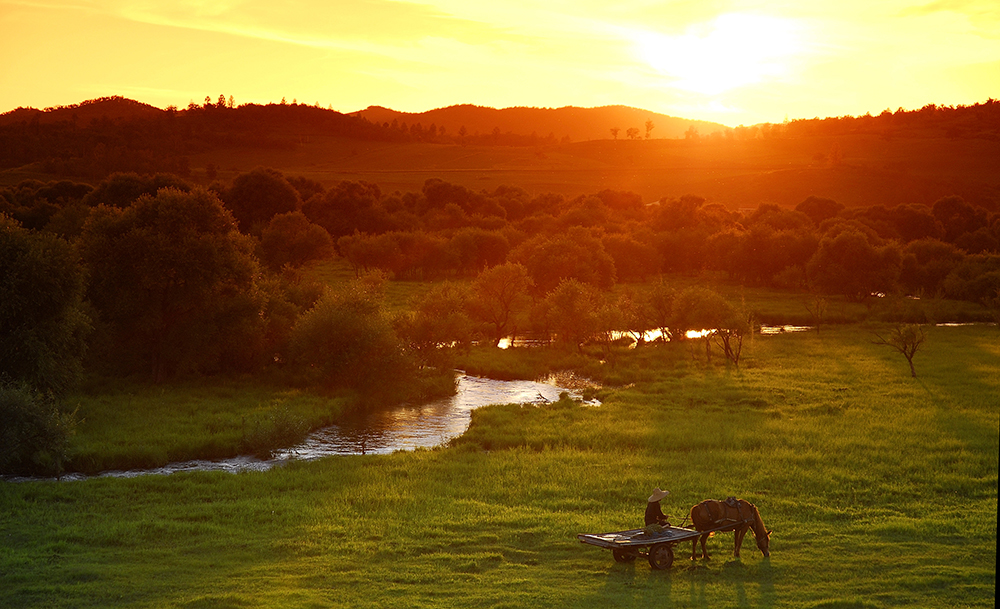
[1,324,996,608]
[64,378,350,473]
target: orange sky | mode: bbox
[2,0,998,126]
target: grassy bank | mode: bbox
[1,324,997,608]
[61,379,352,474]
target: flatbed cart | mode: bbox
[578,523,733,570]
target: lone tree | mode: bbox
[872,324,927,378]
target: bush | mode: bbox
[0,383,77,477]
[240,405,309,459]
[288,274,416,396]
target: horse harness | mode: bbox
[710,497,755,530]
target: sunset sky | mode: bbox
[2,0,998,126]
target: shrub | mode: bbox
[241,405,309,458]
[0,383,77,477]
[288,274,416,395]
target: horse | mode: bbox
[689,497,771,560]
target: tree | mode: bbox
[289,273,414,393]
[1,215,90,393]
[302,180,381,238]
[872,324,927,378]
[610,127,620,140]
[79,188,266,381]
[899,238,964,296]
[397,282,475,367]
[795,196,844,226]
[259,211,334,271]
[645,120,655,139]
[670,287,738,364]
[601,233,662,282]
[615,286,652,346]
[626,127,640,140]
[82,172,192,208]
[887,204,942,242]
[509,226,616,292]
[223,167,301,233]
[644,279,675,342]
[932,195,988,244]
[447,227,510,274]
[337,232,404,277]
[539,279,604,352]
[467,263,534,346]
[807,229,901,301]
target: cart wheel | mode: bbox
[647,543,674,570]
[612,548,636,563]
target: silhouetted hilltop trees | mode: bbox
[0,96,406,180]
[783,100,1000,141]
[3,96,999,184]
[353,104,728,142]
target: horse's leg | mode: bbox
[734,525,747,558]
[691,537,697,560]
[700,533,710,560]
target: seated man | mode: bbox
[645,488,671,530]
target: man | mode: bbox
[645,487,670,527]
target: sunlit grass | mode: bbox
[1,324,996,608]
[65,378,349,473]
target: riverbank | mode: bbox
[1,324,997,608]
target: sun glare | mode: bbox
[632,13,803,96]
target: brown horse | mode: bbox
[689,498,771,560]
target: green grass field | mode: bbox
[1,324,997,608]
[64,378,351,474]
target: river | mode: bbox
[23,372,598,482]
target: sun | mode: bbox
[632,13,804,96]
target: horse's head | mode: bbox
[755,528,772,557]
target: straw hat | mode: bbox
[648,488,670,502]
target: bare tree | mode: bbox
[805,295,828,333]
[872,324,927,378]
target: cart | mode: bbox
[577,522,733,570]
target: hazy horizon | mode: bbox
[2,1,998,127]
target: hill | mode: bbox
[352,104,728,142]
[1,97,998,210]
[0,96,164,126]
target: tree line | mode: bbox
[4,168,1000,474]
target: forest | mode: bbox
[3,154,1000,477]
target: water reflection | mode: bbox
[497,325,812,349]
[275,373,596,459]
[23,373,596,482]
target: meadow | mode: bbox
[1,323,997,608]
[175,129,1000,209]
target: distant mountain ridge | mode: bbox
[353,104,729,141]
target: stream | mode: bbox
[28,372,598,482]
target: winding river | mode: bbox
[37,372,598,482]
